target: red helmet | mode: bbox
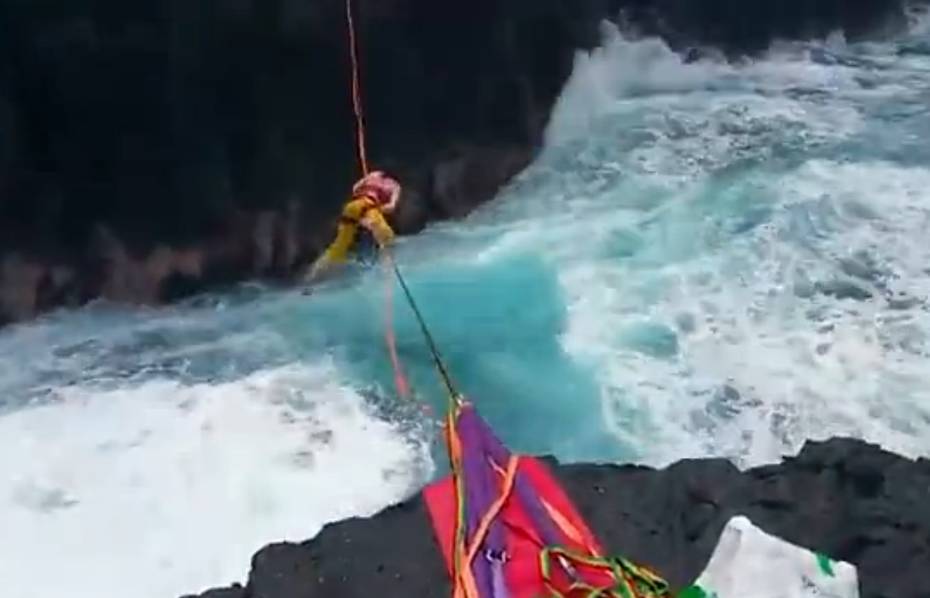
[353,171,399,206]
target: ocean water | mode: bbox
[3,14,930,598]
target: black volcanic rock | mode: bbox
[0,0,607,321]
[0,0,917,323]
[612,0,913,56]
[186,437,930,598]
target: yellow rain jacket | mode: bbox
[307,194,395,280]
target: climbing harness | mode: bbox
[340,2,671,596]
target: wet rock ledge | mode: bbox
[186,437,930,598]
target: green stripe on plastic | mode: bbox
[678,585,711,598]
[816,552,836,577]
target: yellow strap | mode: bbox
[448,411,480,598]
[541,497,598,555]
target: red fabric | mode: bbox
[424,456,617,598]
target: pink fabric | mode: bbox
[353,172,399,205]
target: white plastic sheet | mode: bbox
[681,516,859,598]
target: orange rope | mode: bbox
[465,455,519,564]
[345,0,369,177]
[382,252,411,398]
[448,409,480,598]
[345,0,411,399]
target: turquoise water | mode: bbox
[270,252,620,462]
[3,15,930,598]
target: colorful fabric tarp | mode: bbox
[424,403,671,598]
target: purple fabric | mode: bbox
[491,559,510,598]
[464,410,510,555]
[513,470,563,548]
[457,407,498,597]
[467,411,563,548]
[457,405,579,596]
[468,407,577,583]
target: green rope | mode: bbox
[539,546,671,598]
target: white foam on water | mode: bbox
[560,159,930,468]
[545,24,868,151]
[545,26,731,147]
[0,362,432,598]
[483,24,930,467]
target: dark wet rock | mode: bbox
[189,437,930,598]
[0,254,46,321]
[1,0,607,323]
[1,0,915,324]
[614,0,912,57]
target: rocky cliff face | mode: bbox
[0,0,611,323]
[186,437,930,598]
[611,0,912,55]
[0,0,915,324]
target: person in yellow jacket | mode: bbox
[304,170,401,282]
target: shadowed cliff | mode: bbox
[0,0,916,323]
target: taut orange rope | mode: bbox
[344,0,411,399]
[345,0,369,177]
[383,252,411,398]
